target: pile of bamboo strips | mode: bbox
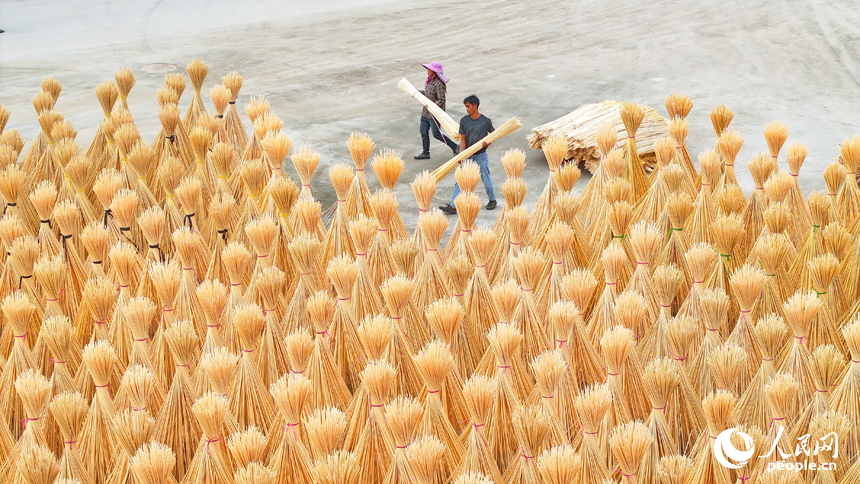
[0,66,859,484]
[528,100,669,172]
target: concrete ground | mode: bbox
[2,0,860,231]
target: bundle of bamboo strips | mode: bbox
[528,100,669,172]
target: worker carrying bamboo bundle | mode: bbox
[439,95,498,213]
[412,62,461,160]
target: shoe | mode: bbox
[414,153,430,160]
[485,200,497,210]
[439,204,457,215]
[452,145,460,156]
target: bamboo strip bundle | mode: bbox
[787,344,845,451]
[398,78,460,141]
[305,406,347,462]
[608,421,653,484]
[534,222,573,328]
[638,264,682,362]
[586,244,627,346]
[126,141,160,211]
[49,392,92,484]
[489,205,530,285]
[619,102,651,202]
[128,442,176,484]
[503,404,550,484]
[382,396,422,484]
[351,362,396,484]
[676,242,717,325]
[183,60,209,128]
[457,375,504,483]
[641,358,679,484]
[78,340,119,483]
[268,374,315,484]
[305,291,353,409]
[405,435,446,484]
[229,303,277,431]
[29,181,61,259]
[779,290,822,405]
[0,292,39,440]
[530,135,567,241]
[688,287,730,396]
[655,192,694,305]
[637,162,685,227]
[234,462,275,484]
[830,318,860,459]
[345,132,376,220]
[782,141,813,244]
[661,316,706,455]
[685,150,721,245]
[431,118,522,182]
[527,351,570,448]
[687,390,735,484]
[413,341,464,484]
[16,444,59,484]
[549,300,604,402]
[511,247,551,365]
[480,325,526,472]
[462,229,499,340]
[325,257,363,393]
[739,153,777,260]
[183,393,235,483]
[528,101,667,172]
[807,254,847,352]
[571,383,611,484]
[154,320,201,480]
[411,212,451,347]
[221,71,248,151]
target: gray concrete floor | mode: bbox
[2,0,860,231]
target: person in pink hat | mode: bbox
[414,61,460,160]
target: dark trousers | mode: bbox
[420,116,458,154]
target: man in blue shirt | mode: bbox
[439,94,497,213]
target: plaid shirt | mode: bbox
[420,77,447,119]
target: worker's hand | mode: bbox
[482,141,491,149]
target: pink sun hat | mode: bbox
[421,61,450,84]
